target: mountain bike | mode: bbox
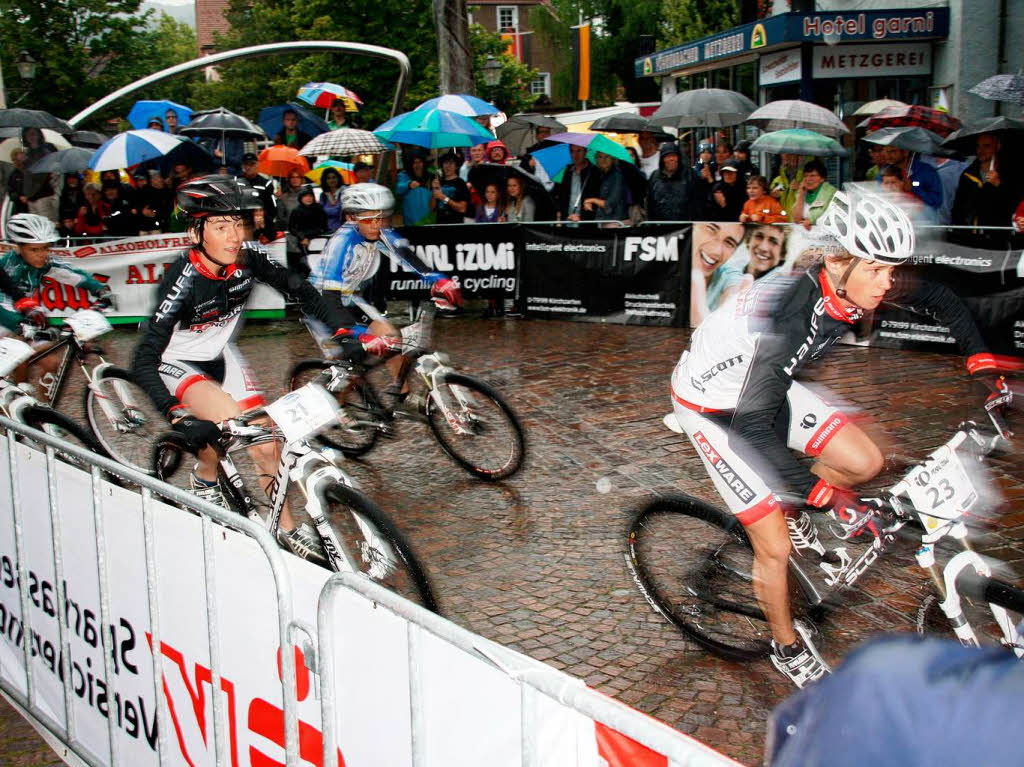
[0,335,105,465]
[626,373,1024,662]
[289,302,526,481]
[151,381,438,610]
[16,307,160,473]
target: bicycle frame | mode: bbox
[211,416,373,575]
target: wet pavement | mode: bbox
[5,309,1024,766]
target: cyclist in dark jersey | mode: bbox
[669,192,1000,687]
[132,176,380,564]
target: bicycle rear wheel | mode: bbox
[425,373,525,481]
[84,367,164,474]
[21,406,107,469]
[628,494,816,662]
[322,483,438,612]
[289,360,383,457]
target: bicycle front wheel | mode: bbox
[628,494,811,662]
[289,360,383,457]
[21,405,107,469]
[322,483,438,612]
[85,367,164,474]
[425,373,525,481]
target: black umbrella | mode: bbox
[496,114,567,156]
[862,126,957,157]
[179,107,265,138]
[28,147,94,174]
[649,88,757,129]
[941,116,1024,153]
[67,130,108,148]
[0,108,73,133]
[468,163,556,221]
[589,113,672,139]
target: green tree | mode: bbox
[0,0,163,119]
[469,24,539,115]
[659,0,739,48]
[187,0,440,129]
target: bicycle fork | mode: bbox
[86,361,144,431]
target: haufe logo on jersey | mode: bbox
[623,236,680,262]
[693,431,756,503]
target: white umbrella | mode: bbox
[746,100,849,137]
[853,99,908,117]
[0,130,72,163]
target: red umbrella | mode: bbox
[257,145,310,177]
[859,105,962,138]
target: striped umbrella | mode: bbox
[746,99,848,137]
[297,82,363,111]
[374,108,493,149]
[750,129,848,157]
[88,129,192,171]
[415,94,500,117]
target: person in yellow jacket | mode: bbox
[790,159,837,227]
[769,153,806,218]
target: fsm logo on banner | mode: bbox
[623,236,680,262]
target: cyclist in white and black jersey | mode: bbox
[670,192,1000,687]
[132,176,368,564]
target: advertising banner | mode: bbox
[0,437,725,767]
[391,224,519,298]
[46,233,287,322]
[520,225,690,325]
[687,222,1024,356]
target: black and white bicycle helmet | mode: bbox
[341,183,394,214]
[176,175,263,219]
[6,213,58,244]
[818,190,915,265]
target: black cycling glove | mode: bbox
[171,414,222,452]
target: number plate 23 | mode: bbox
[904,444,977,531]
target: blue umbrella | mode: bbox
[373,108,493,149]
[88,129,215,172]
[415,94,500,117]
[258,102,330,141]
[531,143,571,180]
[127,100,193,130]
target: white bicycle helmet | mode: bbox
[341,183,394,214]
[6,213,58,245]
[818,191,915,265]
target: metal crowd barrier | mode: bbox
[317,574,741,767]
[0,415,305,767]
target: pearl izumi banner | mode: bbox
[46,233,287,321]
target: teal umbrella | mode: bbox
[750,129,848,157]
[373,108,493,149]
[547,132,636,164]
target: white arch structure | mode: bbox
[68,41,411,127]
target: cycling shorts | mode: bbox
[157,343,264,411]
[671,380,850,526]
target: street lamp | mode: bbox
[483,56,502,88]
[16,51,37,81]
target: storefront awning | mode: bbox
[636,7,950,79]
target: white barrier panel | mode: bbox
[42,234,286,320]
[0,432,325,766]
[0,427,739,767]
[319,576,742,767]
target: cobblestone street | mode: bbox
[4,311,1023,765]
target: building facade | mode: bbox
[637,1,1022,126]
[469,0,558,102]
[196,0,232,55]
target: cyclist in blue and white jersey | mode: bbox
[310,183,462,403]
